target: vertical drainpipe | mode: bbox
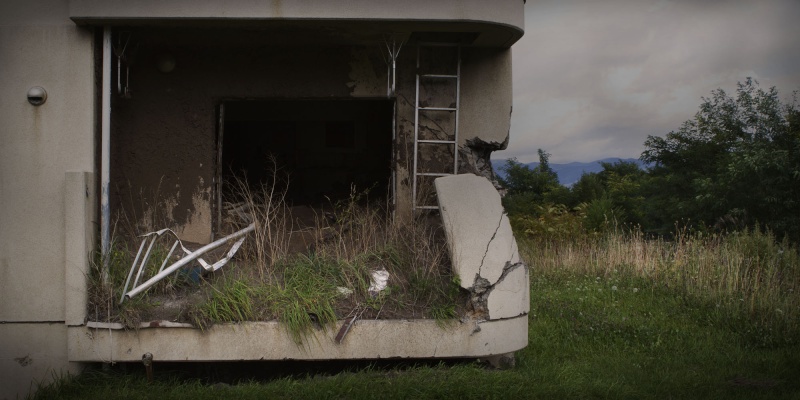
[101,26,112,281]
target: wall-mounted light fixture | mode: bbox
[27,86,47,105]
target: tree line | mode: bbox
[500,79,800,242]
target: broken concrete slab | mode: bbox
[486,263,530,319]
[434,174,522,289]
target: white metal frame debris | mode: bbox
[120,223,255,302]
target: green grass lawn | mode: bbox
[34,268,800,399]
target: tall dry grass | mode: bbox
[91,164,459,338]
[520,225,800,346]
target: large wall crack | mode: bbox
[459,137,508,192]
[468,261,527,321]
[477,212,505,281]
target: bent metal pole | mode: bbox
[124,223,255,300]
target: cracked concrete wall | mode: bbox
[458,48,513,190]
[459,48,513,148]
[435,174,529,321]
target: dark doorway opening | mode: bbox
[218,99,393,212]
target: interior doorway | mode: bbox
[216,99,393,231]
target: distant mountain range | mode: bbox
[490,158,647,187]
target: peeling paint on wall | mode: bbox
[179,182,212,243]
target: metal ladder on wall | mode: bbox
[412,43,461,212]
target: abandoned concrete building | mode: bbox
[0,1,529,397]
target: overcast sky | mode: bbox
[494,0,800,163]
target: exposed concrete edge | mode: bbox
[68,316,527,362]
[87,321,195,329]
[67,0,524,33]
[65,171,95,326]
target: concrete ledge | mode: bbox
[69,0,523,28]
[68,0,524,47]
[68,316,527,362]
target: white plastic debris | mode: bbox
[368,269,389,297]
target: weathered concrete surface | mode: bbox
[0,0,526,394]
[486,263,530,320]
[69,0,524,47]
[110,33,388,243]
[435,174,521,288]
[435,173,528,320]
[0,323,81,400]
[68,316,528,362]
[0,6,95,322]
[109,29,516,233]
[459,48,513,148]
[0,3,95,398]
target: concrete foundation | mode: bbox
[68,317,527,362]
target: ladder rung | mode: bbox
[412,42,460,213]
[420,74,458,79]
[418,107,457,111]
[418,139,455,144]
[417,173,453,177]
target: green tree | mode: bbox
[499,149,561,216]
[568,160,646,230]
[570,172,605,206]
[598,160,647,226]
[499,149,559,197]
[641,78,800,240]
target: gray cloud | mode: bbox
[498,0,800,163]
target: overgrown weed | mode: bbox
[88,170,462,342]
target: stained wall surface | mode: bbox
[110,32,387,242]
